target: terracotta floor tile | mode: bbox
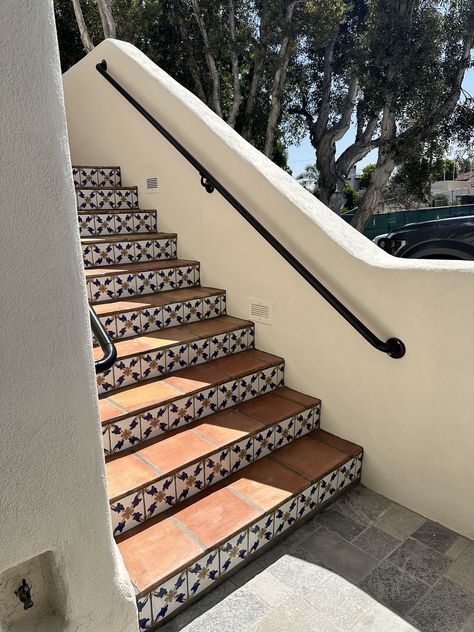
[275,387,320,408]
[99,398,125,422]
[194,410,263,446]
[108,380,181,412]
[249,349,284,364]
[228,459,307,511]
[87,258,199,277]
[175,487,261,548]
[209,350,276,378]
[106,454,157,500]
[132,329,197,348]
[181,316,250,337]
[163,365,228,394]
[236,392,305,424]
[94,299,151,315]
[310,429,362,457]
[118,517,202,592]
[272,436,347,480]
[115,337,156,356]
[139,431,213,473]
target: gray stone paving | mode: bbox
[162,485,474,632]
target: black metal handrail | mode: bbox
[95,59,406,359]
[89,304,117,373]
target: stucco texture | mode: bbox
[64,40,474,537]
[0,5,137,632]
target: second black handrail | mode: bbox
[89,304,117,373]
[95,59,405,359]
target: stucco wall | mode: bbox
[0,6,136,632]
[64,40,474,538]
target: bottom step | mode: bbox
[117,429,363,630]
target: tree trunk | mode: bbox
[227,0,241,128]
[190,0,223,118]
[264,0,298,158]
[177,13,208,104]
[70,0,94,52]
[96,0,116,39]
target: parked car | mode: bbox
[375,215,474,260]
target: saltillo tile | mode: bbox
[311,428,363,457]
[194,409,263,445]
[106,454,157,501]
[107,380,181,412]
[235,391,306,424]
[138,430,213,474]
[272,435,348,481]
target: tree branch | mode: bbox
[227,0,241,128]
[70,0,94,53]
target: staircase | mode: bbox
[75,164,364,630]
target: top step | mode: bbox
[73,166,122,188]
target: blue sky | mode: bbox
[287,68,474,177]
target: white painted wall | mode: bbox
[64,40,474,538]
[0,6,137,632]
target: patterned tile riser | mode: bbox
[109,402,320,536]
[82,238,177,268]
[76,188,138,210]
[135,455,363,630]
[87,264,200,304]
[73,166,121,187]
[102,360,283,457]
[78,211,158,237]
[97,324,254,395]
[98,294,226,341]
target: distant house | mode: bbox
[431,170,474,203]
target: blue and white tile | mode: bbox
[210,333,229,360]
[113,356,141,389]
[230,438,253,472]
[294,408,314,439]
[82,244,94,268]
[248,326,255,348]
[136,270,158,295]
[110,490,145,536]
[194,387,217,419]
[135,240,155,263]
[338,457,359,490]
[95,213,116,235]
[205,449,230,486]
[114,274,137,299]
[259,366,279,395]
[143,477,176,519]
[154,239,171,260]
[72,167,81,187]
[193,265,200,286]
[187,550,220,598]
[253,426,275,460]
[274,497,298,536]
[99,314,117,340]
[116,311,141,339]
[114,241,135,264]
[92,243,114,266]
[97,189,116,209]
[140,406,168,441]
[218,380,239,410]
[109,416,141,453]
[314,403,321,429]
[169,397,194,430]
[78,214,95,236]
[274,416,295,450]
[176,462,205,501]
[97,168,117,187]
[277,363,285,386]
[248,515,274,554]
[318,469,339,505]
[115,189,136,209]
[297,483,319,519]
[189,338,210,365]
[115,213,134,234]
[102,425,111,455]
[355,454,363,478]
[229,328,249,354]
[141,350,166,380]
[157,268,176,292]
[137,593,153,631]
[162,302,184,328]
[97,368,114,394]
[166,344,188,373]
[134,212,156,233]
[176,266,196,289]
[140,306,163,333]
[220,530,247,575]
[77,189,97,210]
[239,373,259,402]
[203,295,221,319]
[183,299,202,324]
[152,572,187,625]
[89,276,114,303]
[169,239,177,258]
[80,168,98,187]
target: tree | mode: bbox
[296,164,318,192]
[359,163,375,189]
[70,0,94,52]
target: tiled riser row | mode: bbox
[97,325,254,395]
[79,212,157,237]
[82,238,177,268]
[137,455,363,630]
[102,362,284,455]
[87,264,200,303]
[73,167,121,188]
[99,294,226,341]
[77,188,138,210]
[111,403,321,536]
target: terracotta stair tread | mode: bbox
[105,388,320,500]
[76,185,137,190]
[78,208,156,215]
[92,287,225,317]
[85,258,199,278]
[99,349,284,420]
[92,315,253,360]
[82,232,176,244]
[116,431,362,594]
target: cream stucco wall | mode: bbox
[0,7,136,632]
[64,40,474,537]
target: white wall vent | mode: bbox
[145,177,158,193]
[249,297,272,325]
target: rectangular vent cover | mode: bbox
[145,177,158,193]
[249,297,272,325]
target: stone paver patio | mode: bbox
[162,485,474,632]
